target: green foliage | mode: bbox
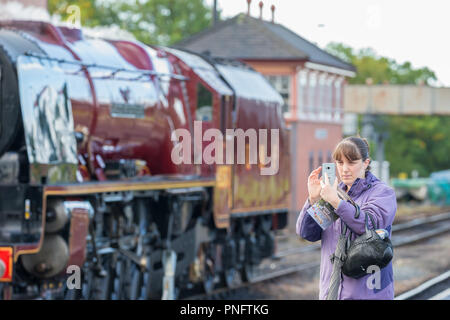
[326,42,437,85]
[385,115,450,177]
[327,42,448,177]
[48,0,99,25]
[48,0,216,45]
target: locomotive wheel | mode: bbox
[64,281,82,300]
[243,234,259,283]
[223,267,242,289]
[64,289,79,300]
[198,243,215,294]
[243,263,257,283]
[122,198,151,300]
[240,218,258,283]
[127,263,145,300]
[86,255,114,300]
[131,269,143,300]
[60,260,92,300]
[79,262,94,300]
[259,215,272,233]
[111,257,126,300]
[202,264,215,294]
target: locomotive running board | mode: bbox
[42,177,215,196]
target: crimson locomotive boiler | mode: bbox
[0,20,290,299]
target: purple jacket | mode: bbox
[296,171,397,300]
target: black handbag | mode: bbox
[341,208,394,279]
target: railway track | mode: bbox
[275,211,450,257]
[395,270,450,300]
[183,211,450,300]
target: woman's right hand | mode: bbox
[307,166,322,204]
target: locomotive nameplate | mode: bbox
[110,102,145,119]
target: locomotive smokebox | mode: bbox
[21,234,69,278]
[0,34,23,157]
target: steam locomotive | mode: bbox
[0,20,290,299]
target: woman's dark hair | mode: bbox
[332,136,371,173]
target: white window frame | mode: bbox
[297,69,308,119]
[308,71,317,120]
[334,77,344,121]
[326,75,335,121]
[266,74,291,115]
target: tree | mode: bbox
[48,0,217,45]
[385,115,450,177]
[48,0,100,26]
[326,42,449,177]
[326,42,437,85]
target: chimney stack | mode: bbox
[259,1,263,19]
[213,0,218,26]
[247,0,251,16]
[271,5,275,23]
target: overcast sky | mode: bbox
[206,0,450,87]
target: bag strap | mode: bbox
[337,189,360,216]
[337,190,378,236]
[364,211,378,230]
[336,189,359,235]
[337,188,379,227]
[342,210,377,234]
[340,210,378,256]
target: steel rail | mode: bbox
[395,270,450,300]
[274,211,450,258]
[182,261,320,300]
[183,212,450,300]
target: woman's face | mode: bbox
[336,154,370,186]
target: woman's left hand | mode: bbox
[320,172,341,209]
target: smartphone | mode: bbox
[322,163,336,185]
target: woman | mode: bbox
[296,136,397,300]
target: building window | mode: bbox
[326,77,334,121]
[297,70,308,118]
[334,78,343,121]
[196,82,213,121]
[266,75,290,114]
[318,150,323,168]
[318,73,327,119]
[327,150,332,163]
[309,151,314,174]
[308,72,317,118]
